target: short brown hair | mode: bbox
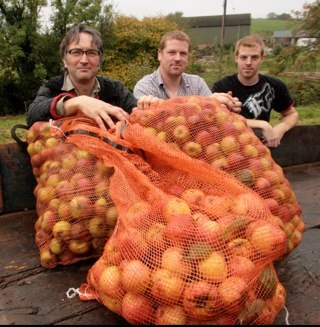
[60,23,104,62]
[235,34,265,56]
[159,30,191,51]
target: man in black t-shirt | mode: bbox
[212,34,298,148]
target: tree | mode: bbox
[267,12,277,20]
[101,15,179,91]
[299,0,320,51]
[0,0,47,113]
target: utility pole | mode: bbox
[219,0,227,78]
[221,0,227,48]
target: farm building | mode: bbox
[183,13,251,48]
[273,30,316,47]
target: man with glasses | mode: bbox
[27,24,137,130]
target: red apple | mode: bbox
[157,131,168,142]
[40,210,58,233]
[70,222,91,241]
[117,227,149,259]
[161,246,192,277]
[219,276,248,315]
[201,195,230,215]
[105,205,118,228]
[183,281,221,320]
[231,193,264,216]
[98,265,125,298]
[69,195,92,219]
[164,214,195,245]
[145,222,167,251]
[262,170,282,186]
[120,259,151,294]
[195,218,223,247]
[242,144,259,158]
[220,136,239,154]
[228,255,256,280]
[104,237,122,265]
[155,305,187,325]
[195,130,214,147]
[94,197,108,217]
[56,180,75,201]
[181,188,205,205]
[162,197,191,222]
[121,292,154,324]
[61,153,77,170]
[45,137,59,148]
[88,216,108,238]
[205,142,221,162]
[227,152,246,169]
[211,156,228,170]
[37,185,56,203]
[182,141,202,158]
[226,238,255,258]
[57,201,71,220]
[214,109,229,126]
[49,237,66,255]
[124,201,152,229]
[198,251,228,282]
[173,124,190,143]
[39,248,57,268]
[150,268,185,302]
[246,220,287,257]
[52,220,71,239]
[46,173,60,187]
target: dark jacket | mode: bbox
[26,75,137,126]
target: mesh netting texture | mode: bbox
[25,96,303,324]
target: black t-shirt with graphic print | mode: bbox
[212,74,294,122]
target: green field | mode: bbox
[251,19,302,34]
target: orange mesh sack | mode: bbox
[125,95,304,256]
[73,113,289,324]
[25,119,122,268]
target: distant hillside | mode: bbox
[250,19,303,40]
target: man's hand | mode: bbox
[64,96,129,130]
[137,95,163,110]
[210,92,242,113]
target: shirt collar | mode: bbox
[156,67,189,88]
[62,73,101,96]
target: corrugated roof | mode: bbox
[273,30,308,38]
[183,14,251,28]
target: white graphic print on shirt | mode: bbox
[243,82,274,118]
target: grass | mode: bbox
[1,104,319,144]
[0,114,28,144]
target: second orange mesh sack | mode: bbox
[25,118,127,268]
[72,103,289,324]
[125,95,304,256]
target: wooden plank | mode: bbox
[270,125,320,167]
[0,210,127,325]
[0,142,36,214]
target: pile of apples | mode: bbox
[82,189,287,324]
[26,121,118,268]
[127,95,304,255]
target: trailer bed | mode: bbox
[1,163,319,325]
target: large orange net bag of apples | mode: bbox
[63,97,301,324]
[125,96,304,255]
[25,119,125,268]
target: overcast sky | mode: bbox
[113,0,313,19]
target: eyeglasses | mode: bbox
[66,48,100,58]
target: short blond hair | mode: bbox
[159,30,191,51]
[235,34,265,56]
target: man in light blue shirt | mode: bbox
[134,30,241,113]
